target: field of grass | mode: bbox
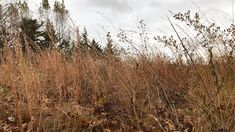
[0,41,234,131]
[0,2,234,131]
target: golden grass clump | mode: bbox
[0,44,234,131]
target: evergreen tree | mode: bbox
[90,39,102,54]
[20,17,51,52]
[80,28,89,53]
[104,32,118,56]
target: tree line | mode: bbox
[0,0,118,60]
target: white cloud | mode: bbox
[28,0,234,43]
[88,0,133,13]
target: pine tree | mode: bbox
[91,39,102,53]
[104,32,118,56]
[20,17,52,52]
[80,28,89,53]
[90,39,103,56]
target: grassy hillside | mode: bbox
[0,38,234,131]
[0,1,234,131]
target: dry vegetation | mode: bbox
[0,1,234,132]
[0,34,235,131]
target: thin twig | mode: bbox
[147,114,166,132]
[55,106,71,120]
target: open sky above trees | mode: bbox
[28,0,234,42]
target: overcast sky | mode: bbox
[29,0,234,44]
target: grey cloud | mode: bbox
[148,1,162,8]
[88,0,133,13]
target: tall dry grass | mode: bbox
[0,42,234,131]
[0,12,234,132]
